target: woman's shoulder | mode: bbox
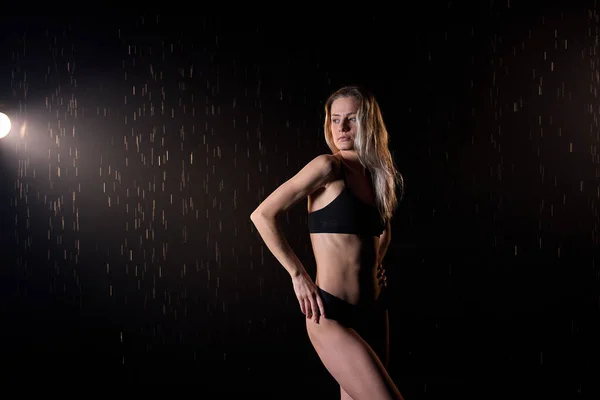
[308,153,343,170]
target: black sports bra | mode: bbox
[308,161,386,236]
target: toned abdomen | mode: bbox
[310,233,380,305]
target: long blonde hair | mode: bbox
[323,85,405,223]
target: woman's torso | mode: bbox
[307,153,382,306]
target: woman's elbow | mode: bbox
[251,207,281,220]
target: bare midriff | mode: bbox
[310,232,381,306]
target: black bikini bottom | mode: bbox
[316,286,389,361]
[316,286,388,330]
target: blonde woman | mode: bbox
[251,86,405,399]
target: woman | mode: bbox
[250,85,405,399]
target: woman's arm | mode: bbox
[250,216,305,278]
[377,219,391,266]
[250,154,339,277]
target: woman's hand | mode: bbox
[377,264,388,289]
[291,270,325,324]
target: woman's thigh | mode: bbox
[305,317,402,400]
[355,306,390,369]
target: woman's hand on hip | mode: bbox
[377,264,388,289]
[291,270,325,324]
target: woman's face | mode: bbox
[330,96,359,150]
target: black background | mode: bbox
[0,4,598,399]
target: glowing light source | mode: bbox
[0,112,11,139]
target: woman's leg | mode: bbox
[306,317,404,400]
[357,307,390,369]
[340,306,391,399]
[340,386,354,400]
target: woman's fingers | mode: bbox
[299,295,310,315]
[315,293,326,320]
[307,294,319,323]
[299,288,327,324]
[304,297,312,317]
